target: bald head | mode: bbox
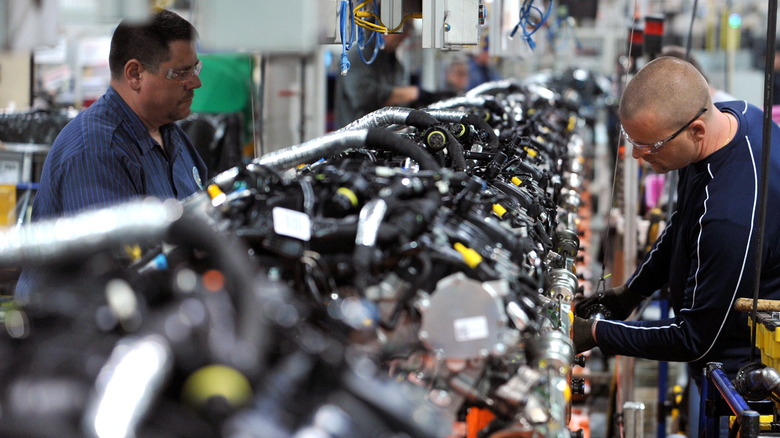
[619,56,712,129]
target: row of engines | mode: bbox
[0,70,609,438]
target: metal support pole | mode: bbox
[656,294,670,438]
[705,363,761,438]
[699,367,709,436]
[623,401,645,438]
[620,131,639,414]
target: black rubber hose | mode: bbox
[166,212,271,378]
[461,113,500,151]
[364,128,441,171]
[404,109,440,130]
[439,128,467,171]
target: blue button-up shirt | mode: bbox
[17,86,208,297]
[32,86,207,219]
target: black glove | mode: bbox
[573,316,597,353]
[574,285,645,321]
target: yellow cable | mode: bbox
[391,13,422,32]
[355,0,372,10]
[152,0,174,11]
[353,0,420,35]
[355,13,421,34]
[354,0,386,32]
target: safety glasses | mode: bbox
[620,107,708,154]
[165,60,203,83]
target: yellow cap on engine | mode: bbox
[454,242,482,268]
[207,184,224,200]
[336,187,359,207]
[182,364,253,410]
[492,204,507,218]
[124,244,142,261]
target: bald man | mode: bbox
[574,56,780,384]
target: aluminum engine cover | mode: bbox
[419,272,508,360]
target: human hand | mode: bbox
[572,316,596,353]
[575,285,644,321]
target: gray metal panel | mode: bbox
[196,0,320,53]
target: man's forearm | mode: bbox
[385,85,419,106]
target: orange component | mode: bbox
[202,269,225,292]
[569,408,591,438]
[466,407,495,438]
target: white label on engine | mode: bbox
[454,316,489,342]
[272,207,311,241]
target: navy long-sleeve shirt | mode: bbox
[16,86,207,297]
[596,101,780,381]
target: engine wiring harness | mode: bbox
[0,70,611,438]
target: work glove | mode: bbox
[572,316,597,354]
[574,285,644,321]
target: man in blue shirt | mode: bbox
[467,46,501,90]
[574,56,780,384]
[16,9,207,296]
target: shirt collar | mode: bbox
[104,86,175,155]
